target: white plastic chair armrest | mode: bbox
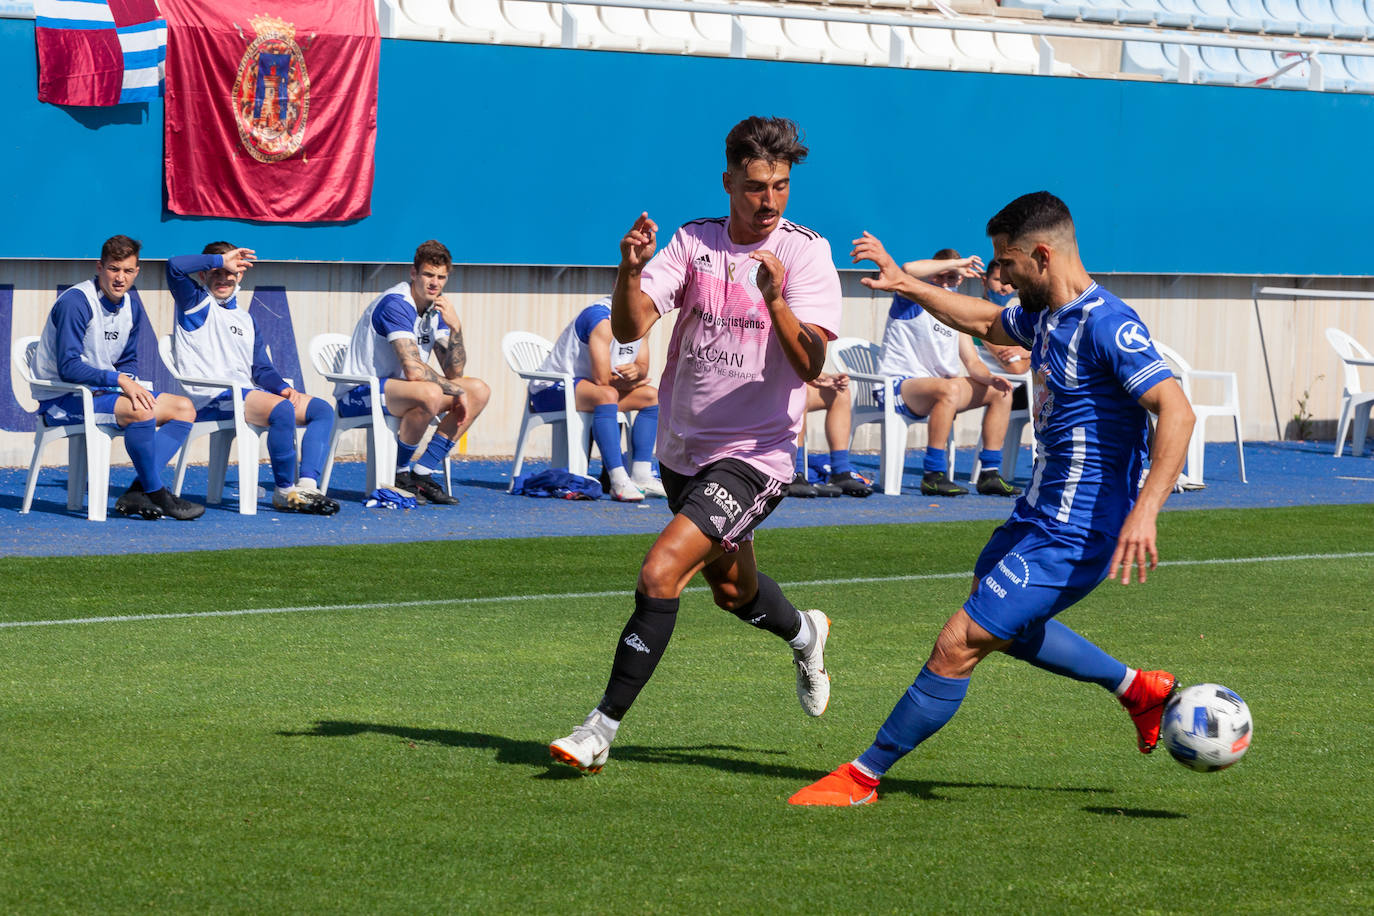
[517,369,575,384]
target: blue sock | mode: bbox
[153,419,192,471]
[298,398,333,483]
[592,404,624,471]
[830,449,854,476]
[395,438,420,472]
[1004,620,1127,690]
[414,433,454,476]
[978,448,1002,472]
[630,405,658,465]
[795,446,807,475]
[124,419,162,491]
[267,399,297,490]
[856,666,969,778]
[924,446,949,475]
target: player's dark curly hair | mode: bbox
[202,240,235,256]
[985,191,1074,240]
[100,234,141,264]
[413,239,452,271]
[724,117,809,172]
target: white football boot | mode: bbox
[632,475,667,498]
[549,711,614,774]
[609,477,646,502]
[793,610,831,716]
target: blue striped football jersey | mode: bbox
[1000,283,1173,534]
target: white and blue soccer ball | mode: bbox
[1161,683,1253,772]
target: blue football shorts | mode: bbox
[872,376,923,420]
[195,387,259,421]
[38,389,162,427]
[963,502,1119,641]
[528,377,587,414]
[337,379,392,418]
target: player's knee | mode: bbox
[268,397,295,429]
[463,377,491,412]
[711,581,750,613]
[166,395,195,422]
[585,384,618,407]
[637,553,686,598]
[936,380,962,405]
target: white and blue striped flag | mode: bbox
[35,0,166,106]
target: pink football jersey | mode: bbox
[640,216,842,482]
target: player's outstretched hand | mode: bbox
[749,249,785,306]
[850,231,905,292]
[620,212,658,272]
[1109,508,1159,585]
[959,255,986,279]
[224,248,256,274]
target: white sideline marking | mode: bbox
[3,551,1372,631]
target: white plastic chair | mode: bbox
[308,333,452,498]
[1325,326,1374,457]
[1154,341,1247,484]
[14,335,126,521]
[158,335,266,515]
[971,346,1034,483]
[831,336,951,496]
[501,330,599,489]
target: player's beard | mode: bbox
[1017,284,1052,312]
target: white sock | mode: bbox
[608,466,631,486]
[787,611,815,651]
[411,465,434,478]
[851,760,880,781]
[296,477,317,491]
[1114,667,1139,697]
[631,460,654,482]
[275,486,294,499]
[590,709,620,738]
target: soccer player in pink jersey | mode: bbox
[550,117,843,774]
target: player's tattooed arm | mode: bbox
[395,337,466,397]
[438,328,467,378]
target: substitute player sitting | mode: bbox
[337,240,491,505]
[166,242,339,515]
[876,249,1021,497]
[529,295,666,501]
[549,116,839,774]
[790,191,1195,807]
[31,234,202,520]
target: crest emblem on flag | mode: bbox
[232,14,310,163]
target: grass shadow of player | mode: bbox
[279,721,1112,796]
[1082,806,1187,819]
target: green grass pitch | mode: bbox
[1,504,1370,913]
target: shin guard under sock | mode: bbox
[856,666,969,778]
[1005,619,1128,690]
[598,591,678,720]
[726,572,803,641]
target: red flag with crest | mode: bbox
[163,0,378,222]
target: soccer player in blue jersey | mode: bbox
[337,240,491,504]
[31,235,203,520]
[166,242,340,514]
[790,191,1196,806]
[528,296,665,502]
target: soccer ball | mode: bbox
[1161,683,1253,772]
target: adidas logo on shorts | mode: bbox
[711,515,726,531]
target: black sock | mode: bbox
[727,573,802,641]
[598,591,679,721]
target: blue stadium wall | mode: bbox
[1,16,1370,275]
